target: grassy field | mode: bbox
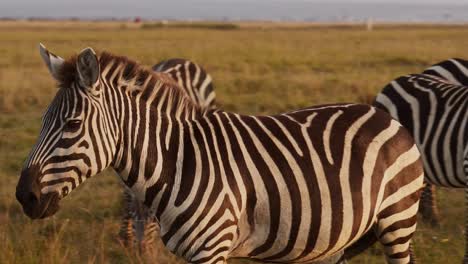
[0,21,467,263]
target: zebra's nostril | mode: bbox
[16,168,42,208]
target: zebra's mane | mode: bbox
[57,51,203,118]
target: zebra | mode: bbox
[416,58,468,225]
[423,58,468,86]
[153,58,216,109]
[16,44,424,264]
[119,58,217,252]
[374,72,468,263]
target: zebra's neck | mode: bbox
[98,54,204,220]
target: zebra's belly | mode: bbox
[229,204,370,263]
[230,233,358,263]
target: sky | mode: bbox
[3,0,468,3]
[1,0,468,21]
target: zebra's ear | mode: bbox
[76,47,100,92]
[39,43,64,81]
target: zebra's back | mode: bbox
[423,58,468,85]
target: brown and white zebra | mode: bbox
[374,71,468,263]
[16,45,424,264]
[119,58,216,252]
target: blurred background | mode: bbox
[1,0,468,263]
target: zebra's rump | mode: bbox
[374,74,468,188]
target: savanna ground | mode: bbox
[0,21,466,263]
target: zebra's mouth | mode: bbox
[37,192,60,219]
[21,192,60,219]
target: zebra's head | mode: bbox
[16,44,117,219]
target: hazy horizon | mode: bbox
[2,1,468,22]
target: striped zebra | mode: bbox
[16,44,424,264]
[416,58,468,225]
[374,72,468,263]
[424,58,468,85]
[119,58,217,252]
[153,58,216,109]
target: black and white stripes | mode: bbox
[16,45,424,264]
[423,58,468,85]
[419,58,468,225]
[153,58,216,109]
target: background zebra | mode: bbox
[16,45,424,263]
[416,58,468,225]
[119,58,217,252]
[153,58,216,110]
[424,58,468,85]
[374,72,468,263]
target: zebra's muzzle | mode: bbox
[16,168,60,219]
[16,188,60,219]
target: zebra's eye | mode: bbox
[64,119,82,133]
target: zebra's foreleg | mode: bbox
[118,189,136,249]
[419,183,440,227]
[408,242,416,264]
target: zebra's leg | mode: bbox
[408,242,416,264]
[419,183,440,226]
[376,221,417,264]
[119,187,159,253]
[133,197,161,254]
[118,189,136,249]
[375,201,419,263]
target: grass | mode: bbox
[1,21,468,263]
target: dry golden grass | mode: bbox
[1,21,468,263]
